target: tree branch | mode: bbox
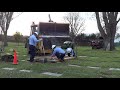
[95,12,106,38]
[102,12,110,36]
[114,12,118,20]
[11,12,23,21]
[117,18,120,24]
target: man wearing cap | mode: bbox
[28,32,42,62]
[51,45,65,62]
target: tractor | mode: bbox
[25,19,71,55]
[90,37,104,49]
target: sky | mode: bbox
[7,12,100,36]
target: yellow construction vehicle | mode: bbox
[25,21,71,55]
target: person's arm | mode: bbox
[72,49,75,56]
[34,36,42,42]
[51,50,56,57]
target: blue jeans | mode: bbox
[55,52,65,61]
[29,45,36,62]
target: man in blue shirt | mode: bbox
[51,45,65,62]
[29,32,42,62]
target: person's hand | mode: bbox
[39,35,43,38]
[50,57,53,60]
[39,38,43,41]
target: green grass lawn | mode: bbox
[1,42,120,78]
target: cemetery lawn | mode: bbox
[0,42,120,78]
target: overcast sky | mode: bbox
[7,12,100,36]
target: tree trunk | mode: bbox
[104,37,115,51]
[110,36,115,51]
[104,37,110,51]
[72,37,77,59]
[95,12,117,51]
[75,42,78,59]
[3,31,8,46]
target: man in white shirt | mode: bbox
[66,47,75,57]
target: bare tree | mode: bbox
[64,12,85,58]
[95,12,120,51]
[0,12,23,46]
[64,12,85,43]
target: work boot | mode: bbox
[29,61,35,64]
[59,59,65,62]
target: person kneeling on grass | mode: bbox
[51,45,65,62]
[66,47,75,57]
